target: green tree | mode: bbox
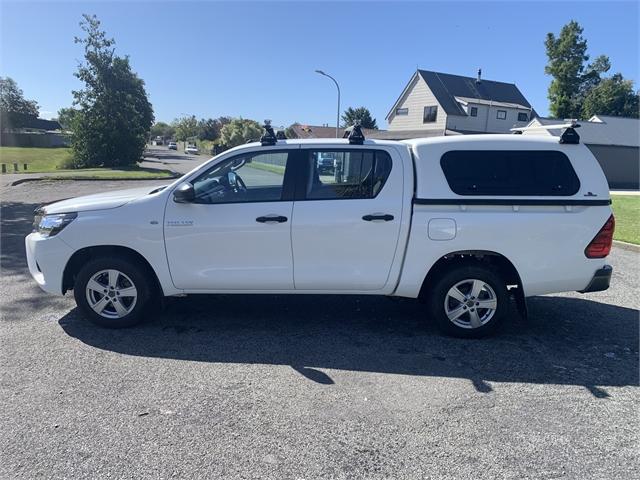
[56,107,79,131]
[582,74,639,118]
[545,20,590,118]
[341,106,378,129]
[545,20,638,120]
[0,76,39,116]
[580,55,611,98]
[173,115,199,143]
[197,118,218,141]
[69,14,153,168]
[150,121,175,140]
[219,118,262,147]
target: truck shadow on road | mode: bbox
[58,293,639,396]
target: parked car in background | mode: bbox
[168,142,177,150]
[185,145,199,155]
[25,126,614,338]
[315,152,336,174]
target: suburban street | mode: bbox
[1,179,638,479]
[141,145,210,175]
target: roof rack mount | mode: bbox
[342,123,365,145]
[260,120,288,145]
[511,120,581,144]
[260,120,277,146]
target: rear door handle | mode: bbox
[362,214,394,222]
[256,215,288,223]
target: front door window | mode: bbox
[192,151,290,204]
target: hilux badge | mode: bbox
[167,220,194,227]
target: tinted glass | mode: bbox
[305,150,392,200]
[192,151,289,203]
[423,106,438,123]
[440,150,580,196]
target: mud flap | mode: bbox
[513,287,528,321]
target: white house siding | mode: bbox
[387,76,447,132]
[446,104,532,133]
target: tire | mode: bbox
[428,265,508,338]
[73,256,153,328]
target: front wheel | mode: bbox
[73,257,153,328]
[428,265,508,338]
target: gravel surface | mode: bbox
[1,180,638,479]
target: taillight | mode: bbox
[585,215,615,258]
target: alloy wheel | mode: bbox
[85,269,138,319]
[444,278,497,329]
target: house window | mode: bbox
[496,110,507,120]
[395,107,408,116]
[470,106,478,117]
[423,106,438,123]
[518,112,529,122]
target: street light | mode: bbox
[315,69,341,138]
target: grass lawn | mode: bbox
[611,195,640,245]
[247,161,286,175]
[0,146,73,172]
[0,146,174,179]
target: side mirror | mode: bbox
[227,171,237,187]
[173,182,195,203]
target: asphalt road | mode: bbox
[1,180,638,479]
[141,146,211,175]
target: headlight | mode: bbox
[34,212,77,237]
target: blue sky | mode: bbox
[1,1,638,128]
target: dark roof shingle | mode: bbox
[418,70,534,116]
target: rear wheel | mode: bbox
[428,265,508,338]
[73,257,153,328]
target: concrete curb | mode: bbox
[613,240,640,253]
[9,172,181,186]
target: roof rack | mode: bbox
[342,123,365,145]
[260,120,277,146]
[510,120,581,144]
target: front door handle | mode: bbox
[362,214,394,222]
[256,215,288,223]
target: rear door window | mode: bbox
[440,150,580,196]
[303,149,392,200]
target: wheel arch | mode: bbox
[62,245,164,296]
[418,250,524,302]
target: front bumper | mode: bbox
[25,232,75,295]
[579,265,613,293]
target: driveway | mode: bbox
[141,145,210,175]
[1,180,638,479]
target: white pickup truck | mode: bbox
[26,125,614,337]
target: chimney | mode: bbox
[476,68,482,84]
